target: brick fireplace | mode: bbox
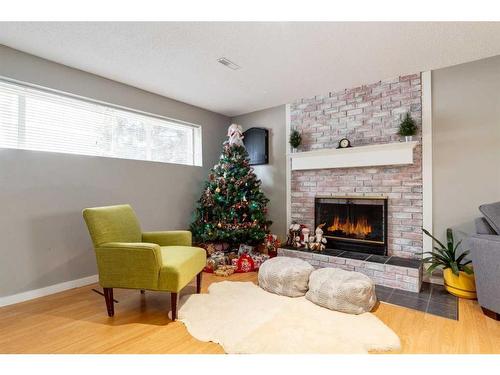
[290,73,423,259]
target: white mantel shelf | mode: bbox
[290,141,418,171]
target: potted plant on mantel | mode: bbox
[289,129,302,153]
[422,228,477,299]
[398,112,417,142]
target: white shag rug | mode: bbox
[178,281,400,354]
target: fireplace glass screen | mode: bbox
[315,197,387,255]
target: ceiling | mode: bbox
[0,22,500,117]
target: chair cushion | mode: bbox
[306,267,377,314]
[158,246,206,292]
[83,204,142,246]
[479,202,500,235]
[258,256,314,297]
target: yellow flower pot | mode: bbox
[443,268,477,299]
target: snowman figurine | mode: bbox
[301,227,311,249]
[310,224,327,252]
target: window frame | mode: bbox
[0,76,203,167]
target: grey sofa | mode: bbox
[465,201,500,320]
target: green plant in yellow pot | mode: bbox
[422,228,476,299]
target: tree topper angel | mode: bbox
[227,124,245,147]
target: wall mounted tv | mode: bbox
[243,127,269,165]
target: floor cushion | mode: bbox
[306,267,377,314]
[258,256,314,297]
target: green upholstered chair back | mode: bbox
[82,204,142,247]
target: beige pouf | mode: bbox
[258,256,315,297]
[306,267,377,314]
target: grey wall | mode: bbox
[0,45,229,297]
[432,55,500,241]
[232,105,287,238]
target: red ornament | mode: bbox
[236,253,255,273]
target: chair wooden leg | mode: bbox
[103,288,114,317]
[140,289,145,294]
[196,272,202,294]
[171,292,178,321]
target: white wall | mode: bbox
[0,45,229,298]
[232,105,287,237]
[432,55,500,241]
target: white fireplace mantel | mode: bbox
[290,141,418,171]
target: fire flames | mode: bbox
[327,216,372,238]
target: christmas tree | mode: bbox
[190,124,272,246]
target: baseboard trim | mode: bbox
[0,274,98,307]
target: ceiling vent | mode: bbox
[217,57,241,70]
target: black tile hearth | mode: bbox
[376,282,458,320]
[386,257,421,269]
[339,251,370,260]
[278,246,423,293]
[323,248,345,257]
[366,254,390,264]
[282,246,422,269]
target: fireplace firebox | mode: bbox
[315,197,388,256]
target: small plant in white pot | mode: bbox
[289,129,302,153]
[398,112,417,142]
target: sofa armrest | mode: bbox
[475,218,497,235]
[465,235,500,313]
[465,235,500,260]
[95,242,162,289]
[467,234,500,244]
[142,231,192,247]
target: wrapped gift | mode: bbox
[204,250,228,273]
[211,251,227,266]
[236,254,255,273]
[251,253,270,270]
[214,265,237,277]
[204,257,217,273]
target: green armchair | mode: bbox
[82,204,206,320]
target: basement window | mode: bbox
[0,78,202,166]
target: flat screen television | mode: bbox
[243,127,269,165]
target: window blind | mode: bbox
[0,78,202,166]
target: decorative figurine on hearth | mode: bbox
[309,224,327,252]
[301,227,312,249]
[286,223,303,248]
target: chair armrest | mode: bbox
[142,231,192,246]
[95,242,162,289]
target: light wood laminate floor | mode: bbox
[0,272,498,354]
